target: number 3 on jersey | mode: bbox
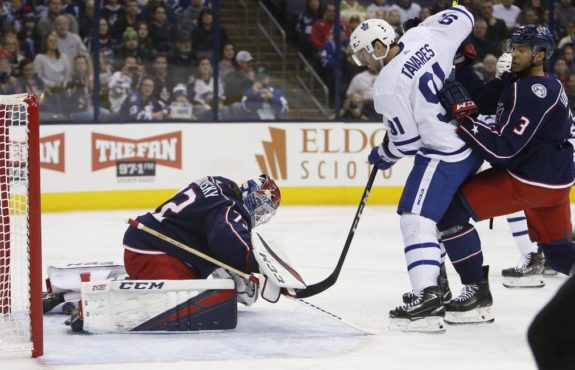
[153,188,197,222]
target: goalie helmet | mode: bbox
[508,25,554,60]
[350,19,396,66]
[240,174,281,227]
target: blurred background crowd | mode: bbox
[0,0,573,122]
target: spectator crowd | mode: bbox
[0,0,574,121]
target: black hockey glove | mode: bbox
[439,79,478,124]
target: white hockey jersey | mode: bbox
[373,5,475,163]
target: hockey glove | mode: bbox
[368,142,398,171]
[454,38,476,70]
[496,52,512,77]
[212,268,259,306]
[439,79,478,124]
[402,17,422,33]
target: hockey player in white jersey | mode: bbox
[349,5,482,332]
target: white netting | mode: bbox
[0,95,32,354]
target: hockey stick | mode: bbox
[127,219,371,334]
[295,165,379,298]
[126,218,259,283]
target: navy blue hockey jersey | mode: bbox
[456,66,574,188]
[123,176,256,278]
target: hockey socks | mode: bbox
[506,211,538,256]
[442,224,484,284]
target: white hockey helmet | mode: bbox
[495,52,512,77]
[350,19,396,66]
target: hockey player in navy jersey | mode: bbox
[123,174,281,305]
[437,25,575,324]
[349,5,483,332]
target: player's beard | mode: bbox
[514,56,539,78]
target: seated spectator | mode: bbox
[177,0,205,35]
[340,92,368,121]
[36,0,79,43]
[149,53,176,104]
[192,8,228,60]
[478,2,508,49]
[430,0,449,15]
[141,0,175,24]
[10,58,64,120]
[187,56,225,119]
[469,18,499,62]
[346,67,379,119]
[18,13,37,59]
[78,0,95,41]
[522,0,545,22]
[558,21,575,50]
[55,15,88,67]
[567,74,575,111]
[119,76,167,121]
[149,4,175,53]
[168,83,196,120]
[340,0,366,24]
[318,25,351,92]
[473,54,498,82]
[101,0,125,30]
[294,0,323,58]
[98,49,115,97]
[108,55,143,116]
[419,7,431,20]
[224,50,255,105]
[2,32,25,77]
[516,6,540,27]
[168,31,196,78]
[63,54,110,121]
[493,0,520,30]
[387,9,403,38]
[389,0,421,23]
[218,42,236,80]
[554,57,570,90]
[241,66,288,120]
[114,27,155,68]
[554,0,575,38]
[136,21,156,64]
[0,49,17,93]
[366,0,391,19]
[33,32,70,92]
[310,3,335,51]
[560,44,575,73]
[111,0,141,43]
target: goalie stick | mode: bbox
[126,219,369,334]
[295,165,379,298]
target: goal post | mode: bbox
[0,93,42,357]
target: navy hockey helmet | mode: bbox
[509,25,555,60]
[240,174,281,227]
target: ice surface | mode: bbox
[1,205,567,370]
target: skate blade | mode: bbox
[388,316,446,333]
[543,269,559,276]
[502,276,544,288]
[445,306,494,325]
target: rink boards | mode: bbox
[37,122,575,212]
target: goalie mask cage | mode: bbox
[0,94,42,357]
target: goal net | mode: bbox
[0,94,42,357]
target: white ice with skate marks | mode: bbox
[4,206,572,370]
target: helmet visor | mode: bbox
[352,48,371,66]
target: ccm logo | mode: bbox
[456,101,474,110]
[258,252,286,284]
[119,282,165,289]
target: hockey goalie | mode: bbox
[43,175,306,333]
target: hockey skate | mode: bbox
[389,286,446,333]
[502,251,545,288]
[543,258,559,276]
[402,264,452,304]
[445,266,494,325]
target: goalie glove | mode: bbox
[211,268,259,306]
[439,79,478,124]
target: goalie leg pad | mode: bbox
[81,279,237,333]
[47,262,126,293]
